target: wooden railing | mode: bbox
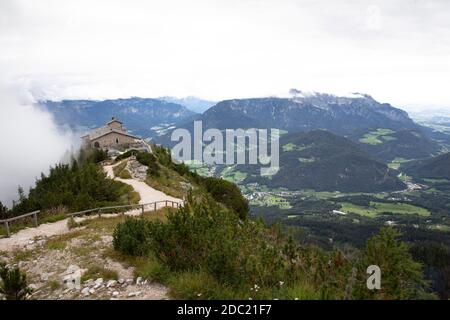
[0,200,183,238]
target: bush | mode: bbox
[0,201,9,220]
[136,152,160,177]
[354,227,429,299]
[10,147,133,216]
[115,195,286,288]
[201,177,249,219]
[113,218,152,256]
[0,263,32,300]
[112,189,429,300]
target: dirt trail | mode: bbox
[0,162,182,252]
[104,164,182,205]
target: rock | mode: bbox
[40,272,53,282]
[106,280,117,288]
[118,278,125,284]
[128,291,141,297]
[94,278,104,288]
[81,287,90,296]
[89,288,96,294]
[112,291,119,297]
[126,279,133,285]
[29,284,38,290]
[136,277,143,285]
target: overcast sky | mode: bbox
[1,0,450,111]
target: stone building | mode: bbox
[81,117,142,149]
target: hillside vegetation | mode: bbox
[112,193,432,299]
[242,130,405,192]
[1,148,139,221]
[402,152,450,180]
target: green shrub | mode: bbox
[10,147,133,216]
[136,152,160,176]
[200,177,249,219]
[0,201,9,220]
[0,263,32,300]
[112,192,429,300]
[121,195,285,287]
[355,227,429,299]
[119,169,132,179]
[113,218,152,256]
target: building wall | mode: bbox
[107,121,123,131]
[91,132,136,148]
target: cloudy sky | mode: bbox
[1,0,450,110]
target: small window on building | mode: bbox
[94,141,100,148]
[116,138,119,144]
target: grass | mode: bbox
[113,160,128,177]
[81,264,118,282]
[423,178,450,184]
[119,169,132,179]
[359,128,396,145]
[49,280,62,290]
[221,166,247,184]
[298,157,315,163]
[133,254,171,283]
[282,143,296,152]
[12,250,34,263]
[145,165,189,199]
[250,194,292,209]
[340,201,431,218]
[44,229,85,250]
[168,271,234,300]
[388,157,411,170]
[46,238,67,250]
[282,143,311,152]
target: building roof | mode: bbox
[81,119,141,141]
[90,129,140,141]
[107,117,122,125]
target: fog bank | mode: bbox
[0,85,76,207]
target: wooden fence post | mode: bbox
[141,204,145,215]
[165,200,168,207]
[5,221,10,238]
[154,202,156,211]
[33,212,38,227]
[98,209,102,218]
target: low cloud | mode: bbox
[0,84,77,207]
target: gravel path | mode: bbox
[104,164,182,205]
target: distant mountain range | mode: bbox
[155,93,446,162]
[188,93,417,134]
[40,97,197,139]
[239,130,406,192]
[158,96,216,113]
[39,92,450,193]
